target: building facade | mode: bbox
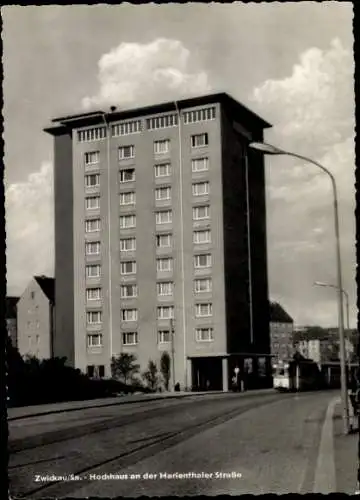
[17,276,55,359]
[295,337,352,365]
[6,297,19,348]
[45,93,272,391]
[269,302,294,362]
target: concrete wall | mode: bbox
[17,279,52,359]
[54,131,74,366]
[220,106,270,356]
[72,105,227,387]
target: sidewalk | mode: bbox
[333,401,358,493]
[7,388,273,421]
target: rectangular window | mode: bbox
[120,261,137,275]
[157,258,173,272]
[85,219,100,233]
[85,174,100,188]
[121,309,138,322]
[193,205,210,220]
[191,133,209,148]
[154,139,170,155]
[86,288,101,301]
[194,278,212,293]
[157,282,173,296]
[192,157,209,172]
[120,238,136,251]
[154,163,171,177]
[195,303,213,317]
[87,311,102,324]
[120,284,138,298]
[147,114,178,130]
[194,230,211,244]
[155,187,171,201]
[87,334,103,347]
[155,210,172,225]
[156,233,172,248]
[120,192,136,205]
[86,196,100,210]
[158,330,170,343]
[119,169,135,183]
[118,145,135,160]
[192,182,209,196]
[78,127,106,142]
[85,241,101,255]
[194,254,212,268]
[157,306,174,319]
[122,332,138,345]
[120,215,136,229]
[184,107,216,124]
[84,151,100,166]
[195,328,214,342]
[87,365,95,377]
[86,265,101,278]
[112,120,142,137]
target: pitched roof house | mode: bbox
[17,276,55,359]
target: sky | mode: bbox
[3,3,355,328]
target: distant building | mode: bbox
[296,340,309,358]
[297,337,353,365]
[17,276,55,360]
[6,297,19,348]
[269,302,294,361]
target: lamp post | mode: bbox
[313,281,351,369]
[249,141,349,435]
[170,318,176,391]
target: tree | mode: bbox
[142,360,159,391]
[160,351,171,391]
[111,353,140,385]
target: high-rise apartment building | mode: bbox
[44,92,272,391]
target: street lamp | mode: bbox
[314,281,351,369]
[249,141,349,434]
[170,318,176,391]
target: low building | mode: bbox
[269,302,294,361]
[6,297,19,348]
[297,336,353,365]
[17,276,55,360]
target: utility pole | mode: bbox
[170,318,175,390]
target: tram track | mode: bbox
[9,391,276,454]
[10,393,286,498]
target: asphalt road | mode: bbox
[8,390,339,497]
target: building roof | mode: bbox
[269,302,294,324]
[44,92,272,135]
[6,297,19,319]
[34,276,55,303]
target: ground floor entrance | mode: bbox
[188,354,273,392]
[191,357,223,391]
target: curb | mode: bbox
[8,388,273,422]
[313,396,339,493]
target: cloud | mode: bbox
[5,162,54,295]
[251,38,355,327]
[82,38,212,110]
[252,38,354,157]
